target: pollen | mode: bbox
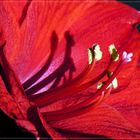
[88,48,94,64]
[97,82,104,89]
[108,44,119,61]
[93,44,103,61]
[112,78,118,89]
[88,44,102,64]
[21,42,132,121]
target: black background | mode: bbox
[119,0,140,10]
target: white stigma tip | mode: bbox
[122,51,133,62]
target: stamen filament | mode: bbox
[40,52,125,120]
[42,87,112,122]
[42,48,128,121]
[29,59,96,106]
[29,59,113,107]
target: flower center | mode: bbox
[26,44,132,121]
[0,27,137,122]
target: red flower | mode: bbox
[0,0,140,139]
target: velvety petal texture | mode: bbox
[0,0,140,139]
[105,65,140,130]
[21,1,140,88]
[49,53,140,139]
[0,1,140,83]
[50,105,140,139]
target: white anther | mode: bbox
[108,44,119,61]
[97,82,104,89]
[107,78,118,89]
[93,44,102,61]
[108,44,116,54]
[88,48,93,64]
[112,78,118,89]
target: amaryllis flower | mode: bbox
[0,0,140,139]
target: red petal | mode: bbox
[50,104,140,139]
[2,1,139,84]
[105,66,140,130]
[1,1,140,139]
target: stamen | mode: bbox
[92,44,102,61]
[88,44,102,64]
[97,82,104,89]
[31,53,121,108]
[29,45,103,107]
[42,87,112,122]
[103,86,112,100]
[30,59,113,107]
[88,48,94,64]
[108,44,119,61]
[29,60,110,108]
[107,71,113,78]
[30,42,132,122]
[26,44,102,95]
[29,53,96,107]
[111,78,118,89]
[41,49,128,120]
[42,48,132,121]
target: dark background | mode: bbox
[119,0,140,10]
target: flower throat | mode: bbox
[0,23,140,122]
